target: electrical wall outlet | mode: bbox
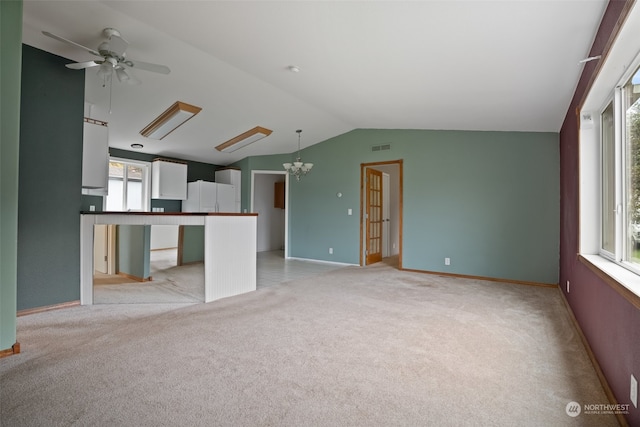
[445,257,450,266]
[631,374,638,408]
[329,248,333,255]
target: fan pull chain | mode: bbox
[108,70,113,114]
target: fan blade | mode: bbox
[115,67,141,85]
[42,31,101,57]
[108,34,129,57]
[121,59,170,75]
[66,61,100,70]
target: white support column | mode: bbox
[204,215,257,302]
[80,214,95,305]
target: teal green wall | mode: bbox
[117,225,151,279]
[17,45,85,310]
[0,0,22,350]
[246,129,560,285]
[180,226,205,264]
[81,195,104,212]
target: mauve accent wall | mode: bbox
[560,1,640,425]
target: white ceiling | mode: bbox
[22,0,607,165]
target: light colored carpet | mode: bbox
[0,262,618,426]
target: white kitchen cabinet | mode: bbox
[82,118,109,189]
[182,180,237,213]
[215,168,241,212]
[152,159,187,200]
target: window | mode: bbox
[596,65,640,273]
[624,69,640,265]
[105,158,151,211]
[580,3,640,297]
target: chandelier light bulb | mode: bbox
[283,129,313,181]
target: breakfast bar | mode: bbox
[80,212,257,305]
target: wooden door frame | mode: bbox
[93,224,109,274]
[360,159,403,267]
[382,172,390,258]
[107,224,116,275]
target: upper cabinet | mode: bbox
[82,118,109,190]
[274,181,285,209]
[152,158,187,200]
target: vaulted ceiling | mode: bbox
[22,0,607,165]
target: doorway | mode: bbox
[251,170,289,258]
[151,225,179,266]
[360,160,402,267]
[93,224,116,275]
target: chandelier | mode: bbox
[283,129,313,180]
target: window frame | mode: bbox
[600,98,616,260]
[596,64,640,275]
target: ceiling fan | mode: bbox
[42,27,170,85]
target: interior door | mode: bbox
[366,168,383,265]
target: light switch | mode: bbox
[348,208,352,215]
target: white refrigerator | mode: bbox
[215,168,242,213]
[182,180,237,213]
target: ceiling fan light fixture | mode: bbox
[140,101,202,140]
[115,67,140,85]
[215,126,273,152]
[115,67,129,82]
[97,61,112,79]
